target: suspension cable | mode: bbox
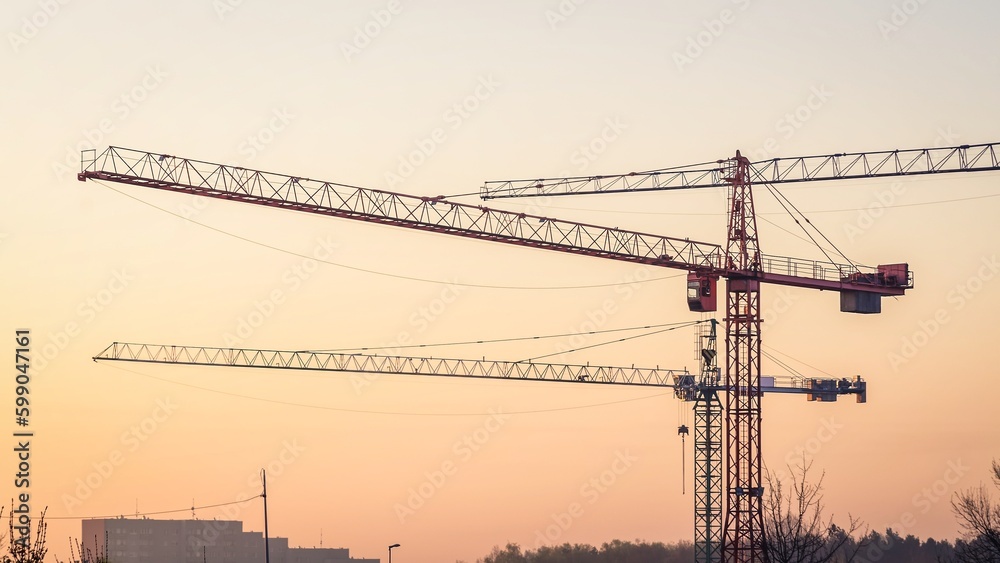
[305,320,701,353]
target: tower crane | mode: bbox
[91,319,866,563]
[79,141,1000,562]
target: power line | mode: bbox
[42,496,261,521]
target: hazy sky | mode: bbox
[3,1,999,562]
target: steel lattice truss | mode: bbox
[724,281,764,561]
[80,147,910,293]
[95,342,691,387]
[694,389,724,563]
[80,146,718,269]
[692,320,724,563]
[481,141,1000,198]
[722,154,766,561]
[94,342,843,395]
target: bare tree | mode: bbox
[4,507,48,563]
[762,459,867,563]
[951,459,1000,563]
[56,536,110,563]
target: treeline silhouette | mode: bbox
[474,540,694,563]
[471,530,981,563]
[827,528,958,562]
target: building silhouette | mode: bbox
[80,518,378,563]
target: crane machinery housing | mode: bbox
[79,141,1000,562]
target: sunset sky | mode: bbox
[3,1,1000,562]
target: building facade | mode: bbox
[80,518,377,563]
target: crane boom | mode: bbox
[77,147,909,296]
[92,342,864,399]
[481,141,1000,199]
[94,342,688,387]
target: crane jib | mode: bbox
[481,142,1000,198]
[92,342,867,402]
[79,146,916,301]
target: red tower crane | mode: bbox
[79,142,999,562]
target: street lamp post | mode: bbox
[388,543,400,563]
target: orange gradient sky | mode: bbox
[2,1,1000,562]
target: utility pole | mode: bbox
[262,469,270,563]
